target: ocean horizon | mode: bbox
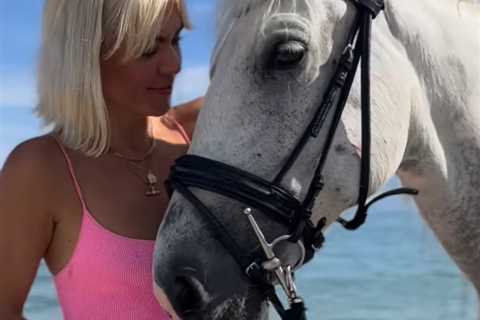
[1,106,478,319]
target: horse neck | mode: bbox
[382,0,480,289]
[382,0,480,200]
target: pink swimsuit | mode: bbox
[53,116,190,320]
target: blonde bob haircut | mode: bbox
[37,0,191,157]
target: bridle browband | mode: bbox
[166,1,417,319]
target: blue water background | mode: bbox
[1,106,478,319]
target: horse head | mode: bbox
[154,0,417,318]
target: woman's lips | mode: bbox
[148,87,172,95]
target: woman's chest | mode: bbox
[78,154,175,240]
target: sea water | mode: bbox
[1,107,477,320]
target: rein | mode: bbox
[167,1,417,319]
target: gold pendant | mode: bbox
[146,185,161,196]
[145,171,161,196]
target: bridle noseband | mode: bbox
[166,1,417,319]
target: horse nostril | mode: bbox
[174,275,208,316]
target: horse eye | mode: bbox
[272,41,307,69]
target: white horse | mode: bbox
[154,0,480,319]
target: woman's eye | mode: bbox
[142,46,158,58]
[141,35,182,58]
[271,41,307,69]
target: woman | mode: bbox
[0,0,202,319]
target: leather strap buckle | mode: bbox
[353,0,385,18]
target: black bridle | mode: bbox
[166,1,417,319]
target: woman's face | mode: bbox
[100,10,183,118]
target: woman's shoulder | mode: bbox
[0,135,64,246]
[4,134,60,166]
[168,96,203,138]
[1,135,63,189]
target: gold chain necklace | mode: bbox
[110,138,161,197]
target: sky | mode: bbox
[0,0,216,109]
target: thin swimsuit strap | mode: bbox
[162,114,192,145]
[51,135,88,212]
[52,119,190,213]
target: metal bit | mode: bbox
[243,207,301,304]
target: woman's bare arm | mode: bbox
[0,140,56,319]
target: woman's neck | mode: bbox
[108,111,156,158]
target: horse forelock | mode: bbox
[216,0,320,35]
[211,0,323,80]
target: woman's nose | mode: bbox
[157,45,181,75]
